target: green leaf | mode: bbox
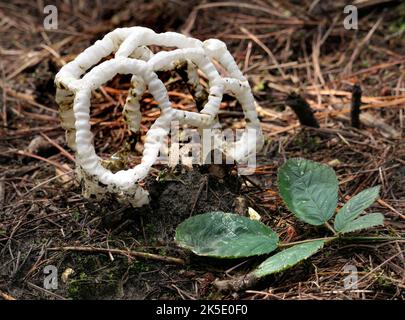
[278,158,338,226]
[254,239,326,278]
[175,212,279,258]
[334,186,380,232]
[338,213,384,234]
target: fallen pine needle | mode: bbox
[15,150,69,173]
[23,170,74,196]
[40,133,75,162]
[377,199,405,220]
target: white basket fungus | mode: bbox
[55,27,263,207]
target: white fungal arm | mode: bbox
[123,46,153,133]
[55,27,263,207]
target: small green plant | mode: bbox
[175,158,389,290]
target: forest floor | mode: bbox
[0,0,404,300]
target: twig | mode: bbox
[47,246,185,265]
[351,84,362,128]
[14,150,69,173]
[240,27,287,79]
[377,199,405,220]
[40,133,75,162]
[214,273,258,293]
[26,281,66,300]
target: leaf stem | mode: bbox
[324,221,337,235]
[339,236,405,242]
[278,237,337,248]
[278,235,404,248]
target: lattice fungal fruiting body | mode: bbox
[55,27,263,207]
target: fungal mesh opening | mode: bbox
[81,56,248,174]
[84,61,212,173]
[154,66,207,167]
[156,69,201,114]
[217,93,246,130]
[88,73,161,172]
[142,44,211,114]
[148,45,183,54]
[78,54,114,80]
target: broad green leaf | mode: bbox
[175,212,279,258]
[338,213,384,234]
[278,158,338,226]
[254,239,326,278]
[334,186,380,232]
